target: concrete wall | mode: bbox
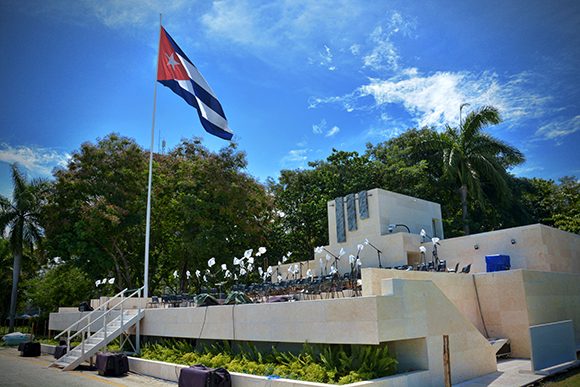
[49,278,497,385]
[362,268,580,359]
[49,310,120,333]
[421,224,580,275]
[327,189,443,247]
[128,356,432,387]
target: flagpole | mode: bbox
[144,14,162,299]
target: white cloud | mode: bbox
[535,116,580,141]
[312,119,340,137]
[312,119,327,134]
[83,0,189,29]
[318,45,336,71]
[280,148,310,169]
[0,144,70,177]
[510,164,544,177]
[325,126,340,137]
[361,11,415,72]
[312,69,552,130]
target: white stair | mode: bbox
[51,286,145,371]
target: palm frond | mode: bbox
[462,106,502,143]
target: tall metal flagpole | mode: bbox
[144,14,163,299]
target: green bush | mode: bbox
[140,340,397,384]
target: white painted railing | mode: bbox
[54,286,144,355]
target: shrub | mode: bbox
[140,340,397,384]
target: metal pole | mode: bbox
[144,14,163,299]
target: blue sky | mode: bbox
[1,0,579,198]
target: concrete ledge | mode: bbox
[127,356,432,386]
[41,344,55,355]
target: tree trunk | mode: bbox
[460,185,470,235]
[8,248,22,333]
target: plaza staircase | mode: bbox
[51,287,145,371]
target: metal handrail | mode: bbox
[54,287,128,340]
[67,286,144,343]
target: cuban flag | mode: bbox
[157,27,233,141]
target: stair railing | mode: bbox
[54,286,144,357]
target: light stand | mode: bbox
[365,239,383,268]
[388,223,411,233]
[322,247,340,276]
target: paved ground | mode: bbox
[0,347,175,387]
[456,358,545,387]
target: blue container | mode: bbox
[485,254,511,272]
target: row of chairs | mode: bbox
[388,261,471,273]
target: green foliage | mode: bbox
[23,263,93,316]
[0,164,49,331]
[140,340,397,384]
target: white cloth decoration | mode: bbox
[208,257,216,267]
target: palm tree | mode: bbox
[437,106,525,235]
[0,164,46,332]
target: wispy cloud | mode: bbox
[312,119,327,134]
[82,0,189,29]
[325,126,340,137]
[510,164,545,177]
[312,69,553,130]
[0,144,70,177]
[312,119,340,137]
[280,148,310,169]
[318,45,336,71]
[535,115,580,141]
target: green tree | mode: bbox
[23,263,93,317]
[431,106,524,235]
[152,139,273,293]
[0,164,47,332]
[42,134,148,290]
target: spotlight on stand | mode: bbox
[388,224,411,233]
[364,238,383,269]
